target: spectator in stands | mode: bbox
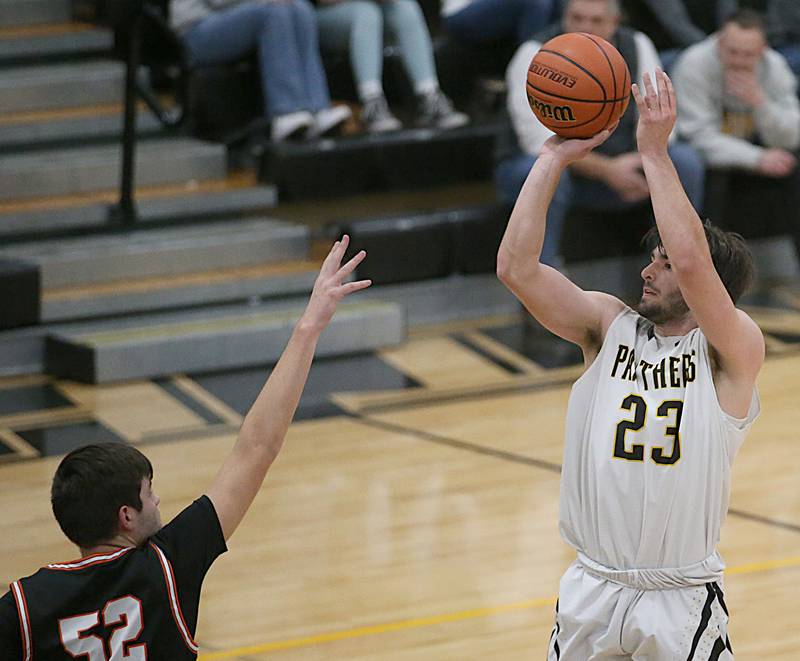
[765,0,800,80]
[171,0,352,142]
[495,0,705,269]
[441,0,560,48]
[313,0,469,133]
[620,0,737,72]
[673,9,800,266]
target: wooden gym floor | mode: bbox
[1,296,799,659]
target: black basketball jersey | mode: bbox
[0,495,226,659]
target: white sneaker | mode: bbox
[307,105,352,140]
[416,90,469,130]
[361,94,402,133]
[271,111,313,142]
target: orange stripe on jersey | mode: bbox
[47,547,134,571]
[11,581,32,661]
[150,542,199,654]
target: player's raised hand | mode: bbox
[300,235,372,334]
[540,121,619,166]
[632,69,676,157]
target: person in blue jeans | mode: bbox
[441,0,560,47]
[314,0,469,133]
[171,0,351,142]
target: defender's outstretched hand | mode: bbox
[301,235,372,334]
[632,69,676,157]
[539,121,619,166]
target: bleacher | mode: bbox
[0,0,522,384]
[1,0,798,385]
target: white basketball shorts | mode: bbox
[547,561,733,660]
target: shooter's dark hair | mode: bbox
[642,221,755,303]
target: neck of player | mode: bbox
[81,533,138,557]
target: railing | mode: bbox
[106,0,191,227]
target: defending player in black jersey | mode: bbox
[0,236,371,659]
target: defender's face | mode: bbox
[564,0,619,42]
[134,477,162,541]
[638,249,689,325]
[718,24,766,73]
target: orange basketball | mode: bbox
[527,32,631,139]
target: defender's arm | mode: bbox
[206,238,371,540]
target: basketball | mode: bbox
[526,32,631,139]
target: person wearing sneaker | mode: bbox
[441,0,559,48]
[170,0,351,142]
[313,0,469,132]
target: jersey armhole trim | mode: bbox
[10,581,32,661]
[150,542,199,655]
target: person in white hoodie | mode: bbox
[674,8,800,264]
[170,0,351,142]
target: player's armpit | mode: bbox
[674,257,764,388]
[705,308,765,381]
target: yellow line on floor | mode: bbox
[726,555,800,575]
[198,554,800,660]
[198,597,556,659]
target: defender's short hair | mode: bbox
[51,443,153,548]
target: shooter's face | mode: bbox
[638,249,690,325]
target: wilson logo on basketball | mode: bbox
[529,63,577,89]
[531,98,576,122]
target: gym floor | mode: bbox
[1,291,799,659]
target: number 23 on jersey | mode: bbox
[614,394,683,465]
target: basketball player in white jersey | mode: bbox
[497,68,763,659]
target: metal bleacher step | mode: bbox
[359,273,520,327]
[45,299,406,383]
[0,174,277,239]
[0,0,70,28]
[42,260,321,323]
[0,24,112,66]
[0,217,310,288]
[0,271,505,378]
[264,121,504,200]
[0,137,227,202]
[0,107,163,153]
[0,60,122,114]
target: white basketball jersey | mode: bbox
[559,307,759,572]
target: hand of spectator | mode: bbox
[632,69,676,160]
[756,148,797,178]
[298,236,371,335]
[725,70,765,107]
[602,152,650,202]
[539,122,619,167]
